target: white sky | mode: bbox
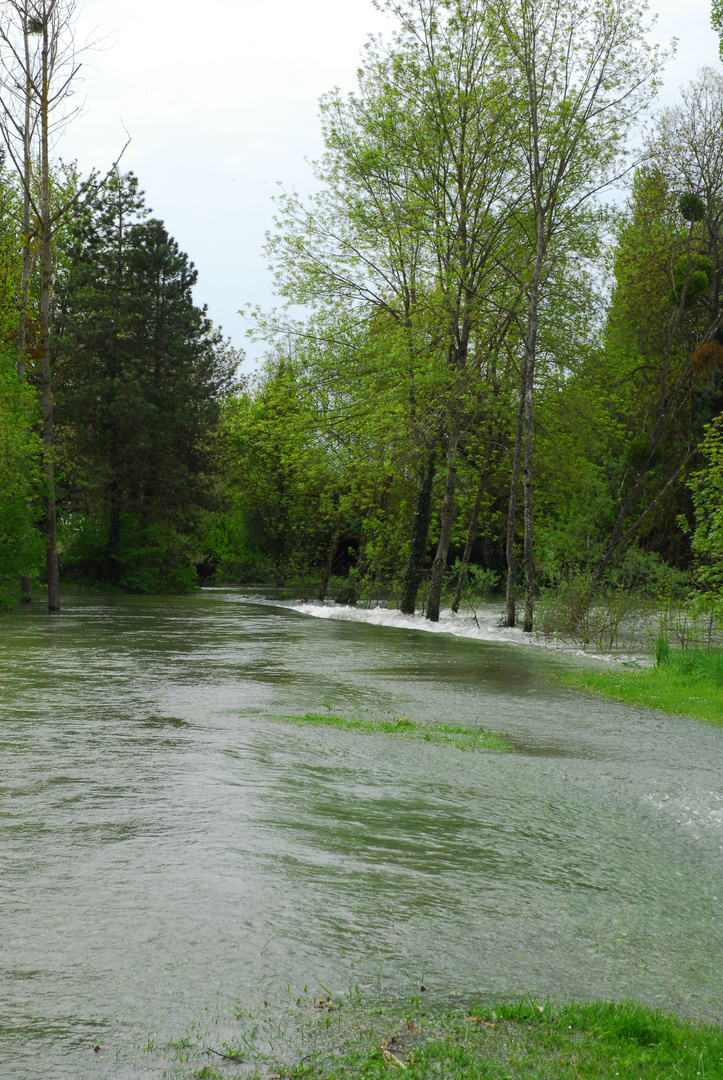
[61,0,721,365]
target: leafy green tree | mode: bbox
[267,0,523,620]
[492,0,666,631]
[713,0,723,62]
[688,415,723,599]
[0,348,43,606]
[598,71,723,578]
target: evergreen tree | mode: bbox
[54,172,236,591]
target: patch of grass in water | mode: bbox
[559,647,723,724]
[152,993,723,1079]
[268,711,512,752]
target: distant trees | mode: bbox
[54,172,236,592]
[4,0,723,617]
[268,0,522,620]
[256,0,667,628]
[597,70,723,578]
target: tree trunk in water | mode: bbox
[399,449,436,615]
[451,466,486,614]
[318,518,341,601]
[18,50,33,605]
[522,363,535,632]
[39,22,59,612]
[106,478,122,583]
[505,361,527,627]
[426,426,459,623]
[521,212,544,634]
[41,222,59,611]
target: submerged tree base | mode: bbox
[266,711,511,751]
[151,993,723,1079]
[559,649,723,724]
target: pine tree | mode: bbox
[54,172,236,591]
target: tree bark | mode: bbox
[39,14,59,611]
[426,424,459,623]
[17,30,33,603]
[522,364,535,632]
[451,467,486,613]
[399,448,436,615]
[505,357,527,627]
[521,211,545,633]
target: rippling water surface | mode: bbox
[1,589,721,1077]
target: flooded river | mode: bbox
[1,589,721,1077]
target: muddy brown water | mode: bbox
[1,589,721,1077]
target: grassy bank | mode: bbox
[560,648,723,724]
[268,711,512,751]
[158,994,723,1079]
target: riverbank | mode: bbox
[560,648,723,724]
[158,994,723,1078]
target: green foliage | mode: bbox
[198,507,272,583]
[671,253,715,307]
[713,0,723,61]
[678,192,706,223]
[60,512,198,593]
[221,358,350,587]
[688,415,723,597]
[53,172,236,593]
[655,636,671,666]
[536,550,688,651]
[0,352,43,606]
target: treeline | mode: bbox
[0,164,237,606]
[0,1,238,609]
[3,0,723,635]
[218,0,723,633]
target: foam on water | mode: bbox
[236,595,645,664]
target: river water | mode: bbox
[1,589,721,1077]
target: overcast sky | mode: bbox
[62,0,721,365]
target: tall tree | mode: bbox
[0,0,87,610]
[54,174,236,591]
[595,72,723,577]
[494,0,666,630]
[268,0,522,619]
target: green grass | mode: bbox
[560,648,723,724]
[158,995,723,1079]
[284,997,723,1080]
[267,711,512,751]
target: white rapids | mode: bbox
[235,594,647,664]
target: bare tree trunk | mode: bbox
[451,466,486,614]
[522,364,535,632]
[505,358,527,627]
[426,423,459,623]
[17,34,33,603]
[0,1,92,610]
[39,15,59,611]
[399,448,436,615]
